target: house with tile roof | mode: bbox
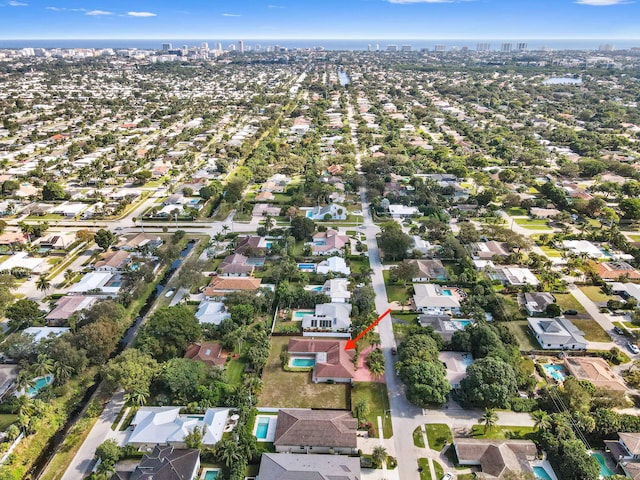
[564,356,627,391]
[454,439,537,479]
[273,409,357,454]
[218,253,254,277]
[287,338,356,383]
[184,341,227,368]
[46,295,97,326]
[204,277,262,298]
[258,452,360,480]
[605,432,640,479]
[310,229,349,256]
[596,261,640,281]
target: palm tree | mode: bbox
[369,360,385,380]
[36,276,51,294]
[215,438,242,468]
[263,214,275,235]
[124,389,148,407]
[53,360,74,385]
[479,408,498,434]
[372,445,388,468]
[63,268,75,284]
[353,399,369,423]
[33,354,53,378]
[15,372,35,397]
[531,410,551,431]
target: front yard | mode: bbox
[470,425,535,440]
[504,321,539,351]
[258,336,349,409]
[554,293,587,314]
[580,286,615,304]
[569,319,612,343]
[351,382,392,439]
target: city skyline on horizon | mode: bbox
[0,0,639,40]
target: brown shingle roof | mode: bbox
[620,433,640,455]
[564,356,627,392]
[184,342,226,367]
[274,410,357,449]
[204,276,261,296]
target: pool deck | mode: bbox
[531,459,558,480]
[253,415,278,442]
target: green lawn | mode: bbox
[627,234,640,242]
[351,382,392,439]
[413,427,425,447]
[513,218,552,230]
[505,207,528,217]
[539,246,562,258]
[504,321,538,351]
[471,425,535,440]
[225,357,247,385]
[433,461,445,480]
[570,319,612,342]
[382,270,410,303]
[418,458,432,480]
[554,293,587,314]
[580,286,614,303]
[425,424,453,452]
[0,414,18,431]
[258,336,349,409]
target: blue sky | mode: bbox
[0,0,638,39]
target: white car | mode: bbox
[441,473,454,480]
[628,342,640,355]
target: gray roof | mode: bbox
[274,410,357,449]
[528,317,587,349]
[258,452,360,480]
[455,439,537,479]
[111,446,199,480]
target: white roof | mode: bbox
[50,202,87,215]
[495,267,540,286]
[562,240,605,259]
[322,278,351,301]
[0,252,44,272]
[388,204,419,216]
[413,284,460,308]
[68,271,114,293]
[302,303,352,330]
[129,406,229,446]
[612,282,640,302]
[23,326,70,342]
[316,256,350,275]
[195,301,230,325]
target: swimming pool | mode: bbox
[204,471,218,480]
[27,374,54,397]
[441,289,453,296]
[255,417,270,439]
[542,364,566,382]
[298,263,316,271]
[450,320,472,330]
[591,453,614,478]
[291,357,316,367]
[293,310,314,319]
[306,211,314,218]
[533,466,553,480]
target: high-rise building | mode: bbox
[401,45,412,52]
[201,42,208,50]
[476,43,491,52]
[229,44,236,51]
[216,42,223,51]
[516,42,528,52]
[599,44,614,52]
[434,44,446,52]
[367,44,371,52]
[255,44,262,52]
[162,43,172,51]
[501,43,512,53]
[375,44,380,51]
[238,40,244,53]
[386,44,398,52]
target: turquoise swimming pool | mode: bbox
[27,374,53,396]
[450,320,472,329]
[591,453,614,478]
[204,471,218,480]
[294,310,314,319]
[542,364,566,382]
[533,466,552,480]
[441,289,453,296]
[255,417,270,439]
[291,358,316,367]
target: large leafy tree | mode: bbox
[94,228,116,251]
[290,216,316,240]
[102,349,159,396]
[158,358,208,404]
[378,222,413,261]
[6,299,43,330]
[138,305,201,361]
[460,357,518,408]
[42,181,66,201]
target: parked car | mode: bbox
[391,346,397,355]
[614,326,626,336]
[628,342,640,355]
[441,473,454,480]
[563,309,578,315]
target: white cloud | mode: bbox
[86,9,112,15]
[127,11,156,17]
[8,1,28,6]
[575,0,630,4]
[46,6,65,10]
[267,4,284,8]
[222,13,241,16]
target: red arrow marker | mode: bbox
[344,308,391,350]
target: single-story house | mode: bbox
[38,234,73,250]
[128,406,230,448]
[523,292,555,316]
[306,203,347,221]
[528,317,587,350]
[596,262,640,281]
[562,240,605,259]
[195,301,231,325]
[68,271,122,296]
[321,278,351,303]
[419,315,471,342]
[117,233,163,252]
[273,409,357,454]
[388,204,419,218]
[258,452,360,480]
[470,241,510,260]
[316,256,350,276]
[440,351,473,389]
[611,283,640,303]
[302,303,352,338]
[94,250,131,272]
[235,235,270,256]
[491,267,539,287]
[110,446,200,480]
[564,356,627,391]
[413,284,461,315]
[406,259,448,282]
[184,341,227,368]
[0,252,45,274]
[46,296,97,325]
[287,338,355,383]
[204,277,262,298]
[252,203,281,217]
[22,326,70,342]
[218,253,254,277]
[0,232,29,246]
[454,438,537,479]
[310,229,349,256]
[50,202,86,218]
[255,191,275,202]
[411,236,437,255]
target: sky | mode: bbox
[0,0,639,40]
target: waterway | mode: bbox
[338,70,350,86]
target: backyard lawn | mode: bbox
[554,293,586,314]
[539,246,562,258]
[580,286,615,303]
[382,270,410,303]
[0,414,17,431]
[570,319,612,343]
[504,321,538,351]
[513,218,552,230]
[258,336,349,409]
[225,357,247,386]
[351,382,392,438]
[425,424,452,451]
[505,207,528,217]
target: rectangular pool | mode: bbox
[294,310,314,319]
[441,289,453,296]
[298,263,316,270]
[255,418,270,440]
[204,471,218,480]
[533,466,552,480]
[291,358,316,367]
